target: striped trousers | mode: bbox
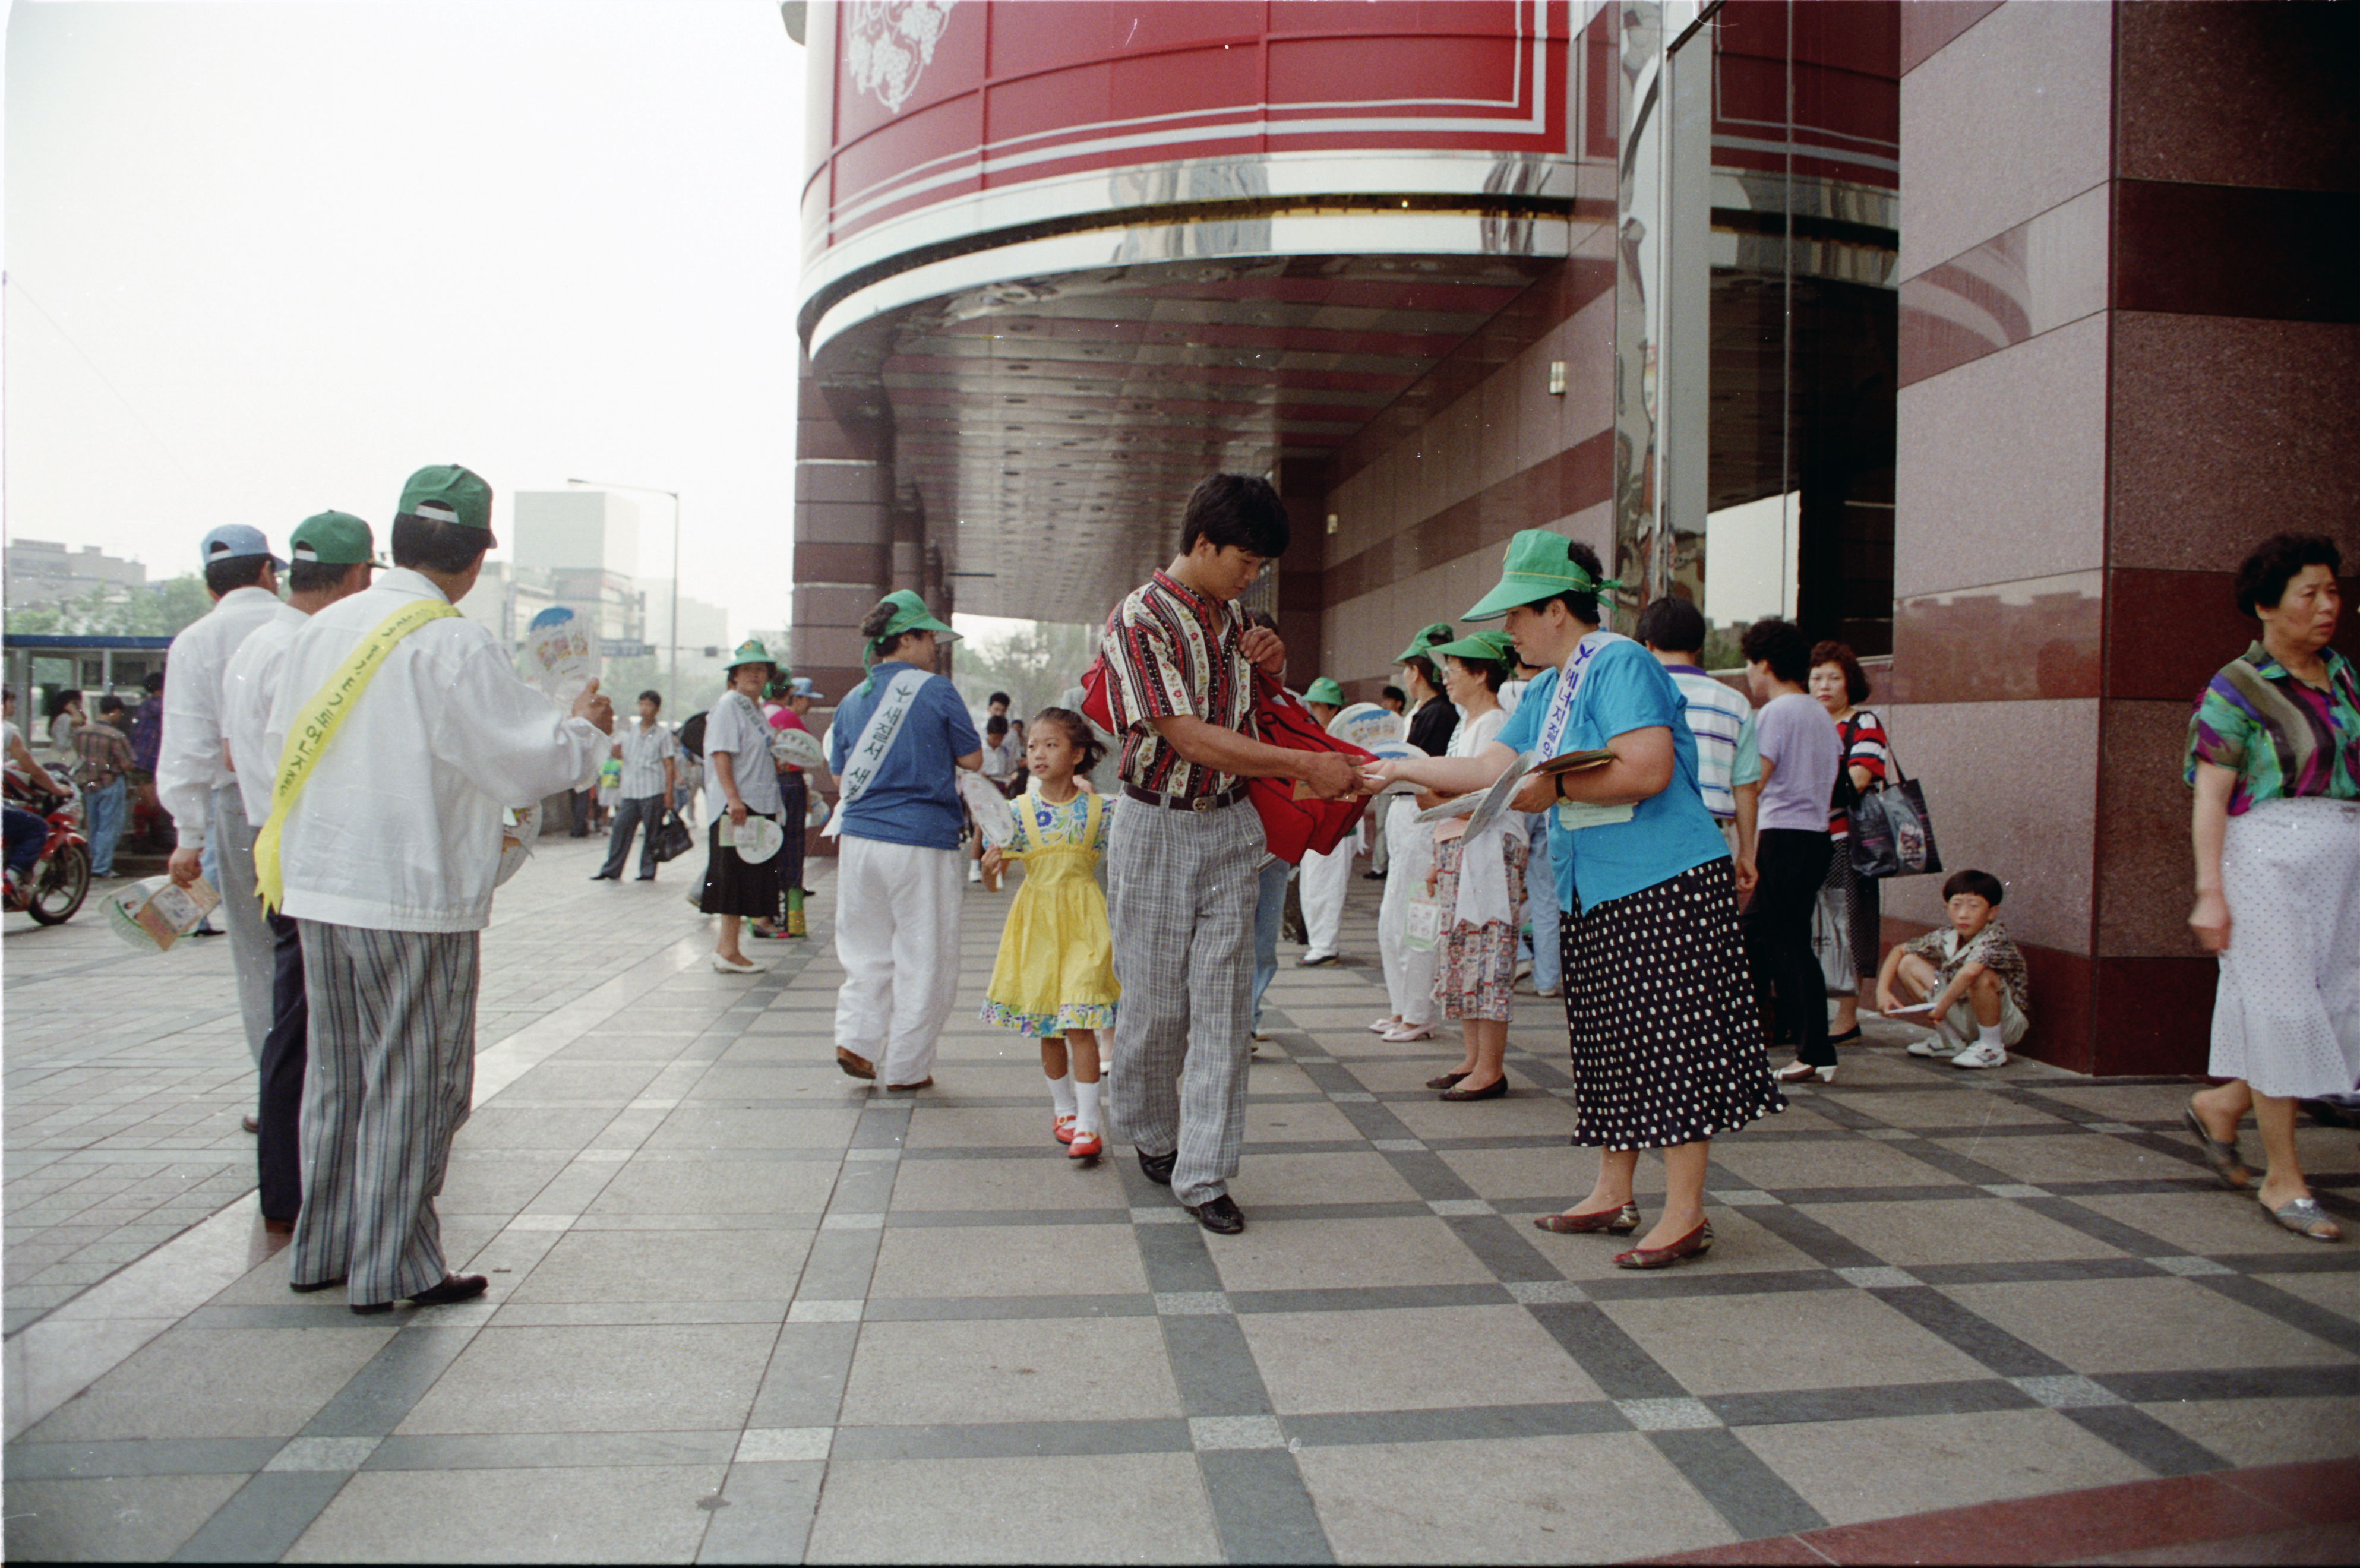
[1106,796,1259,1206]
[212,788,275,1067]
[290,922,478,1305]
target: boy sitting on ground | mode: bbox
[1874,868,2031,1070]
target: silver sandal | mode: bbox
[2182,1104,2251,1190]
[2262,1195,2342,1243]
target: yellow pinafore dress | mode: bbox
[980,784,1120,1038]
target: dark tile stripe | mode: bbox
[1525,1302,1689,1401]
[699,1460,825,1564]
[1,1437,282,1480]
[2101,1365,2360,1405]
[2189,1274,2360,1358]
[363,1430,737,1470]
[1706,1378,2037,1428]
[1284,1401,1628,1447]
[1874,1286,2071,1379]
[1163,1314,1280,1418]
[2061,1404,2231,1477]
[828,1418,1189,1461]
[1735,1204,1886,1271]
[298,1325,480,1439]
[1651,1427,1828,1540]
[1198,1448,1336,1566]
[747,1321,859,1430]
[166,1471,348,1563]
[1229,1284,1510,1314]
[859,1292,1155,1321]
[1584,1269,1853,1303]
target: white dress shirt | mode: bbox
[263,568,606,933]
[220,602,308,824]
[615,719,678,801]
[157,585,286,846]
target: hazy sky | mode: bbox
[5,0,805,637]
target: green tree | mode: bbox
[949,621,1101,720]
[5,575,214,638]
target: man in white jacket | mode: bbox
[160,523,290,1115]
[263,466,613,1315]
[219,510,378,1229]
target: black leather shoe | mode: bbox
[1138,1149,1177,1187]
[289,1275,345,1294]
[410,1273,489,1307]
[1186,1194,1246,1234]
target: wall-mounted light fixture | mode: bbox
[1326,513,1339,535]
[1547,361,1567,396]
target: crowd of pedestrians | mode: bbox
[17,469,2348,1321]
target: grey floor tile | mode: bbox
[805,1452,1222,1564]
[4,1472,248,1563]
[282,1462,727,1563]
[394,1324,778,1436]
[169,1470,350,1563]
[696,1460,824,1564]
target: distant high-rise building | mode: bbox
[511,491,643,646]
[5,539,149,610]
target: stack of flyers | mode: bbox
[525,606,596,702]
[106,875,222,953]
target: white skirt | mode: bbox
[2210,796,2360,1098]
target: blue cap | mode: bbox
[788,676,820,698]
[198,524,285,570]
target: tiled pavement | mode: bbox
[4,836,2358,1561]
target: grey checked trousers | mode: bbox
[1106,796,1260,1205]
[290,922,478,1306]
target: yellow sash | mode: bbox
[253,596,459,911]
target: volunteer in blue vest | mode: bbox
[1363,530,1781,1270]
[826,590,982,1090]
[260,465,614,1314]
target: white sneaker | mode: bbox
[1950,1042,2008,1070]
[1536,984,1560,998]
[1514,959,1533,981]
[1907,1034,1960,1058]
[967,863,982,884]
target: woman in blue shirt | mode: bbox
[825,591,984,1090]
[1364,532,1781,1269]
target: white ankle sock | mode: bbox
[1046,1071,1076,1118]
[1976,1023,2005,1051]
[1074,1077,1101,1134]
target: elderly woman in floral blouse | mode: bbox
[2184,532,2358,1243]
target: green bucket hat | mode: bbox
[1302,676,1345,706]
[396,464,495,545]
[874,590,959,647]
[1427,628,1518,667]
[1393,623,1455,666]
[288,511,381,568]
[725,638,779,672]
[1462,530,1622,622]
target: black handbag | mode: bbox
[649,809,696,865]
[1848,732,1941,880]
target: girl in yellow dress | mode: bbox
[980,709,1120,1161]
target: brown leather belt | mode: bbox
[1121,781,1248,813]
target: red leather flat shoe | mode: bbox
[1613,1222,1713,1269]
[1532,1202,1641,1235]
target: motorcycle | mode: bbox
[4,775,90,925]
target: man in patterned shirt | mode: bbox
[1100,473,1359,1234]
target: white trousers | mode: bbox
[212,787,274,1067]
[833,835,963,1086]
[1299,836,1354,957]
[1376,796,1438,1025]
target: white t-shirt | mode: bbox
[703,690,782,818]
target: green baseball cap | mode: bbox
[875,590,960,645]
[1303,676,1345,706]
[725,638,779,672]
[1427,628,1518,666]
[288,511,381,568]
[396,464,495,544]
[1462,529,1622,621]
[1393,623,1454,666]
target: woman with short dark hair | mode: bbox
[1808,640,1889,1047]
[2184,532,2356,1243]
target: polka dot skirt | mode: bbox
[1560,858,1785,1151]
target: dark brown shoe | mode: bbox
[885,1077,933,1092]
[1439,1077,1507,1102]
[835,1048,876,1080]
[241,1115,260,1134]
[1613,1222,1714,1270]
[1424,1070,1471,1090]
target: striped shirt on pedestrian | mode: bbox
[1102,569,1255,800]
[1664,666,1751,821]
[614,719,677,801]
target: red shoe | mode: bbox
[1053,1114,1076,1145]
[1067,1127,1104,1160]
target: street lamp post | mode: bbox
[567,478,681,706]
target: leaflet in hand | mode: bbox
[524,606,597,703]
[1532,747,1617,776]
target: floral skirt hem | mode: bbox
[980,998,1118,1039]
